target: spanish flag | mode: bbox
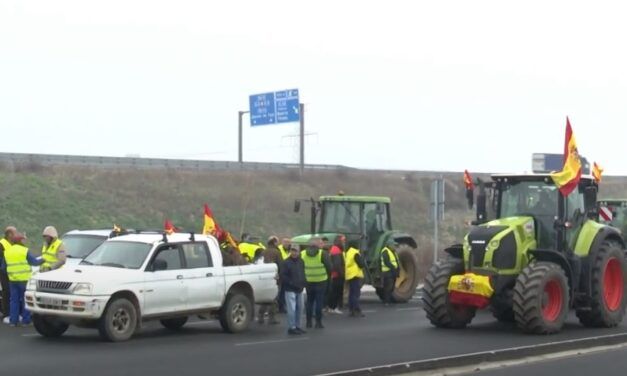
[202,204,219,236]
[463,170,474,190]
[550,118,582,196]
[164,219,178,235]
[592,162,603,183]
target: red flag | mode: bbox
[463,170,474,190]
[202,203,220,236]
[164,219,179,235]
[550,118,582,196]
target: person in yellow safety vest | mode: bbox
[381,240,401,306]
[301,238,331,329]
[1,234,43,326]
[238,233,265,263]
[41,226,67,272]
[345,243,366,317]
[0,226,18,321]
[278,238,291,260]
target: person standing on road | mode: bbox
[1,234,43,326]
[277,238,292,313]
[326,235,346,314]
[40,226,67,272]
[381,240,400,306]
[302,238,331,329]
[258,236,282,325]
[345,243,366,317]
[0,226,18,322]
[281,245,307,335]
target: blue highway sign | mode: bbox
[249,89,299,126]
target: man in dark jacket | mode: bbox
[326,235,346,314]
[280,246,307,335]
[258,236,282,325]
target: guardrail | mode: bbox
[0,152,354,172]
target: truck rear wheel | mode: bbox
[513,261,569,334]
[390,245,420,303]
[577,242,627,327]
[160,317,188,330]
[423,258,476,328]
[98,298,138,342]
[32,314,69,338]
[219,293,253,333]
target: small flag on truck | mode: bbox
[593,162,603,183]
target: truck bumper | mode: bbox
[24,291,110,319]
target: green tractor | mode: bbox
[292,195,420,302]
[598,199,627,235]
[423,174,627,333]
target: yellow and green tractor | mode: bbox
[423,174,627,333]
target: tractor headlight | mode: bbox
[73,283,93,296]
[489,240,500,249]
[26,279,37,291]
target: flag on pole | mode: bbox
[202,204,219,236]
[164,219,179,235]
[550,118,582,196]
[463,170,474,190]
[592,162,603,183]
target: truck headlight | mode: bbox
[26,279,37,291]
[73,283,93,295]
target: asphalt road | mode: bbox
[469,346,627,376]
[2,292,627,376]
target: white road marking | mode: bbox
[21,334,39,337]
[235,337,309,347]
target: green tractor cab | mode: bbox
[423,174,627,333]
[292,195,420,302]
[598,199,627,235]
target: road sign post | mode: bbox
[430,178,445,263]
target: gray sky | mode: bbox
[1,0,626,173]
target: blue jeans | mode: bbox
[9,282,30,325]
[348,278,362,312]
[305,282,327,322]
[285,291,303,330]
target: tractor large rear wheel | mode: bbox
[423,258,476,328]
[577,242,627,327]
[513,261,569,334]
[391,245,420,303]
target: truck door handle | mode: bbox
[206,272,213,277]
[177,275,183,280]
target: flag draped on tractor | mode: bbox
[593,162,603,183]
[550,118,582,196]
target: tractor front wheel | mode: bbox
[513,261,569,334]
[423,258,476,328]
[577,242,627,327]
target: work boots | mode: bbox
[306,318,313,329]
[315,320,324,329]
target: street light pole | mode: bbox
[238,111,249,163]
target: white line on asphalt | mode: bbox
[21,334,39,337]
[235,337,309,347]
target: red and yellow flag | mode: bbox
[164,219,179,235]
[550,118,582,196]
[202,204,219,236]
[463,170,474,190]
[592,162,603,183]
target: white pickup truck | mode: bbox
[25,232,278,342]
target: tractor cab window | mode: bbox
[363,202,391,250]
[500,181,558,248]
[320,202,361,234]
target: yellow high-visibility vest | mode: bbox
[238,242,262,262]
[278,245,290,260]
[41,238,63,269]
[0,238,11,253]
[5,244,32,282]
[380,247,399,272]
[345,247,364,280]
[301,249,328,283]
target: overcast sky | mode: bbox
[1,0,626,174]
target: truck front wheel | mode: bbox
[98,298,138,342]
[219,293,253,334]
[32,314,69,338]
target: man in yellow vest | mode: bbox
[238,233,265,264]
[381,240,400,306]
[345,243,366,317]
[41,226,67,272]
[2,234,43,326]
[0,226,18,321]
[301,238,331,329]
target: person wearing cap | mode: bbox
[40,226,67,272]
[257,236,282,325]
[1,234,43,326]
[280,245,307,335]
[381,240,401,306]
[0,226,18,321]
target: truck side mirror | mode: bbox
[294,200,301,213]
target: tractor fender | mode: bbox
[528,249,575,306]
[444,244,464,259]
[392,233,418,249]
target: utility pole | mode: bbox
[430,177,445,263]
[238,110,249,163]
[299,103,305,175]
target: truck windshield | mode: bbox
[81,241,152,269]
[320,202,361,234]
[62,235,108,259]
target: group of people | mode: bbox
[247,234,401,335]
[0,226,66,326]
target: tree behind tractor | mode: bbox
[292,195,420,303]
[423,174,627,333]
